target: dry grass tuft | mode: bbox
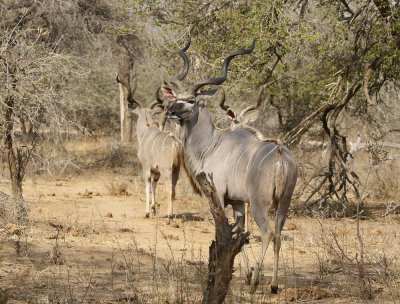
[79,189,93,198]
[107,182,130,196]
[283,286,334,302]
[285,223,298,231]
[2,223,25,236]
[163,233,179,241]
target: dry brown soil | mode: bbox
[0,144,399,303]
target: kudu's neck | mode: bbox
[181,106,219,162]
[135,110,154,141]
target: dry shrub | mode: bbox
[66,225,99,237]
[371,174,400,201]
[293,199,360,218]
[283,286,334,302]
[0,191,27,225]
[107,182,129,196]
[3,223,25,236]
[91,144,135,169]
[309,219,400,301]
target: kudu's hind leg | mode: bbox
[144,175,151,218]
[150,172,160,216]
[166,166,180,224]
[231,202,245,235]
[230,202,252,284]
[271,199,290,293]
[250,202,274,294]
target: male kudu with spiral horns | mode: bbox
[161,39,298,293]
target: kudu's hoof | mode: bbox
[245,268,254,285]
[271,285,278,294]
[249,269,260,294]
[145,213,150,219]
[250,279,259,294]
[151,206,156,216]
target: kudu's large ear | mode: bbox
[161,81,177,100]
[226,108,236,120]
[237,83,267,124]
[239,109,260,124]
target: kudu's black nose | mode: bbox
[128,100,138,110]
[167,110,177,118]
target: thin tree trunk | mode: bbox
[5,96,22,198]
[119,83,133,143]
[4,95,27,221]
[116,50,135,144]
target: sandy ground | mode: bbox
[0,165,399,303]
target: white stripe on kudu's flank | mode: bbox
[235,142,258,188]
[151,133,163,158]
[144,132,159,160]
[162,133,169,150]
[257,146,277,172]
[245,143,267,180]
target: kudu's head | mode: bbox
[218,84,267,129]
[161,40,256,124]
[145,37,193,129]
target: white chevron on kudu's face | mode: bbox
[163,39,298,294]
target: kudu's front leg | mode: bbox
[145,177,151,218]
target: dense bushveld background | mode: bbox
[0,0,399,303]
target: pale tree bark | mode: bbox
[118,81,132,143]
[116,49,136,144]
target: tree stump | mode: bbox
[196,173,249,304]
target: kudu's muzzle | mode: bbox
[167,101,193,124]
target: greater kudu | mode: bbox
[162,41,298,293]
[130,102,182,221]
[218,84,278,233]
[128,39,194,222]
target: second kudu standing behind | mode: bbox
[161,40,298,293]
[122,39,198,222]
[129,101,182,221]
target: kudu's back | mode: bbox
[135,109,181,176]
[196,120,297,207]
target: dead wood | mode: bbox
[196,173,249,304]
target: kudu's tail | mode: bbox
[273,146,288,203]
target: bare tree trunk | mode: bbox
[196,173,249,304]
[5,97,22,198]
[116,49,136,144]
[119,82,132,143]
[4,95,27,221]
